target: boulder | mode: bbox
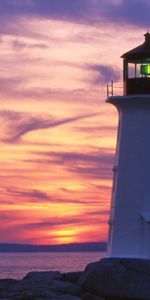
[0,271,81,299]
[62,272,82,283]
[81,292,105,300]
[49,279,79,294]
[78,257,150,300]
[23,271,62,283]
[59,296,81,300]
[3,258,150,299]
[22,271,80,295]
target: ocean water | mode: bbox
[0,251,106,280]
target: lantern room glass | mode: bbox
[127,61,150,79]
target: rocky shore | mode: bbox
[1,257,150,300]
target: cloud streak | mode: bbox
[11,39,48,51]
[0,110,99,143]
[21,210,108,230]
[30,149,114,180]
[5,187,95,205]
[6,188,50,202]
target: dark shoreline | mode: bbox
[0,242,107,253]
[0,257,149,300]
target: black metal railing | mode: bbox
[107,81,123,99]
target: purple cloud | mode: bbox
[87,64,121,85]
[11,40,48,51]
[0,110,98,143]
[104,0,150,27]
[23,217,83,229]
[29,149,114,180]
[75,125,116,136]
[5,186,94,205]
[6,188,50,202]
[21,210,108,230]
[0,0,89,21]
[0,0,149,28]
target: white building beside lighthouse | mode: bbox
[107,33,150,259]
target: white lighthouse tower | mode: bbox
[107,33,150,259]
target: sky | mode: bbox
[0,0,149,245]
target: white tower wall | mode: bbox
[107,95,150,258]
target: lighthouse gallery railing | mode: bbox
[107,81,123,99]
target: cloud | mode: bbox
[31,0,89,21]
[21,209,108,230]
[5,186,93,205]
[0,77,23,94]
[0,110,98,143]
[6,188,50,202]
[87,64,121,85]
[0,0,90,23]
[11,39,48,51]
[0,212,17,221]
[0,0,149,29]
[0,75,94,103]
[30,149,114,180]
[103,0,150,27]
[87,210,109,216]
[23,217,82,229]
[75,125,116,136]
[50,150,113,166]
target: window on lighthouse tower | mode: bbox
[128,63,150,79]
[141,64,150,76]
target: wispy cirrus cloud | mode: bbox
[0,110,98,143]
[5,187,94,205]
[6,188,50,202]
[21,210,108,230]
[11,39,48,51]
[23,217,84,229]
[74,125,116,136]
[29,149,114,180]
[0,74,92,102]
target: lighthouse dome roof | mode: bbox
[121,33,150,61]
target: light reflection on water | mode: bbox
[0,251,106,279]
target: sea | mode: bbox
[0,251,106,280]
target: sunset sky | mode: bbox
[0,0,148,245]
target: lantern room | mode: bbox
[122,32,150,95]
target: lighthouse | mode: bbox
[107,33,150,259]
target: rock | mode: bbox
[81,292,105,300]
[78,257,150,300]
[62,272,82,283]
[23,271,62,284]
[0,278,19,288]
[15,293,81,300]
[0,271,81,299]
[0,286,81,300]
[48,279,80,295]
[59,296,81,300]
[3,258,150,300]
[22,271,80,295]
[0,278,20,299]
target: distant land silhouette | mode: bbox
[0,242,106,253]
